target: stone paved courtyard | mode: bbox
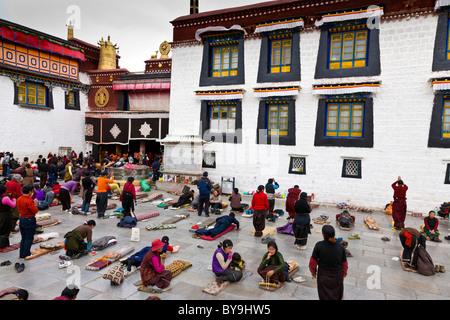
[1,187,450,301]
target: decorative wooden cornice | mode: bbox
[171,0,435,43]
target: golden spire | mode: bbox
[97,35,119,70]
[67,21,74,39]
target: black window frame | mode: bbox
[314,96,373,148]
[200,100,242,144]
[13,80,54,110]
[432,11,450,72]
[342,158,362,179]
[288,156,306,175]
[65,90,81,110]
[257,29,301,83]
[256,96,296,146]
[199,33,245,87]
[314,20,381,79]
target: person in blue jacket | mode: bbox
[197,171,212,217]
[194,213,241,238]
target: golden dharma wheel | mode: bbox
[159,41,171,58]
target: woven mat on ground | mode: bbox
[364,216,382,231]
[162,213,190,225]
[189,218,217,232]
[0,287,19,299]
[202,269,251,296]
[37,219,62,228]
[169,203,191,210]
[25,241,65,260]
[253,226,276,237]
[35,213,51,222]
[89,203,117,213]
[202,280,230,295]
[136,212,160,221]
[136,260,192,292]
[86,257,113,271]
[136,192,149,200]
[115,246,135,259]
[200,225,236,241]
[0,235,49,253]
[145,224,177,231]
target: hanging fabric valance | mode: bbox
[312,83,380,95]
[315,7,384,27]
[254,18,304,34]
[432,79,450,91]
[195,90,244,100]
[0,23,85,61]
[253,87,300,98]
[435,0,450,10]
[195,25,247,41]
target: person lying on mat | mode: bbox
[193,212,240,238]
[257,241,287,284]
[172,190,194,208]
[63,220,96,258]
[212,239,243,285]
[140,238,173,292]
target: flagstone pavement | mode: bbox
[1,187,450,301]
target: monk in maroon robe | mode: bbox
[392,176,408,230]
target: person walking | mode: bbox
[120,177,136,217]
[309,225,348,300]
[197,171,212,217]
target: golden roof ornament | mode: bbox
[159,41,171,59]
[97,35,119,70]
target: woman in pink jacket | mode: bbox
[140,239,173,292]
[0,184,16,249]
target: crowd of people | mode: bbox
[0,150,444,300]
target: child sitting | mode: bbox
[230,252,245,272]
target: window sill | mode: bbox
[17,104,51,111]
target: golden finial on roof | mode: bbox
[97,35,119,70]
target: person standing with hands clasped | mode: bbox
[16,184,39,273]
[391,176,408,231]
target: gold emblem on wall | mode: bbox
[95,87,109,108]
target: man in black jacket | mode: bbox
[38,159,49,189]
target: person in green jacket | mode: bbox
[64,220,96,258]
[257,241,286,284]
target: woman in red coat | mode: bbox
[251,185,269,237]
[286,185,301,220]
